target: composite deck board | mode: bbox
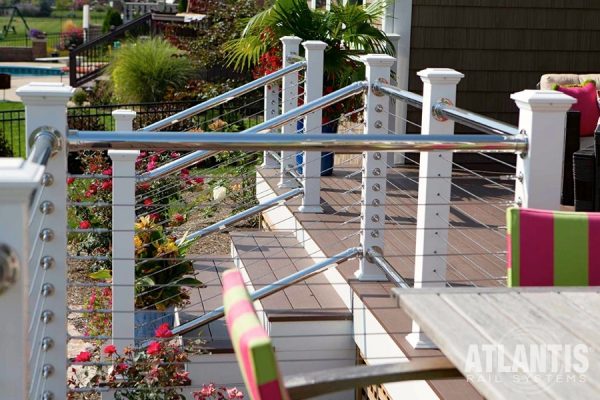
[258,164,514,400]
[231,231,349,320]
[183,256,233,350]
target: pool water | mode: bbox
[0,66,65,76]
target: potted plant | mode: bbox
[224,0,393,174]
[91,215,203,342]
[132,215,203,341]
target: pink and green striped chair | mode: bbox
[222,269,290,400]
[507,207,600,286]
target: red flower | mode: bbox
[146,341,161,355]
[143,198,153,206]
[193,177,204,184]
[101,180,112,191]
[138,182,151,191]
[170,152,180,159]
[88,183,97,195]
[173,213,185,224]
[115,362,128,373]
[79,220,91,229]
[147,161,157,171]
[102,167,112,176]
[67,177,75,185]
[75,351,91,362]
[181,168,190,176]
[154,322,173,338]
[149,213,160,222]
[103,344,117,356]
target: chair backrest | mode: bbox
[222,269,290,400]
[507,207,600,286]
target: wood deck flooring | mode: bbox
[258,161,517,400]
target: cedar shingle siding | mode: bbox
[407,0,600,131]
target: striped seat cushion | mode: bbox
[507,207,600,286]
[222,269,289,400]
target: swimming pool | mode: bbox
[0,66,65,76]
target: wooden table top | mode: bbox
[393,287,600,399]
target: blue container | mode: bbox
[134,308,175,344]
[296,120,337,176]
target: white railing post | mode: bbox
[356,55,396,281]
[109,109,138,349]
[18,82,74,400]
[279,36,302,188]
[407,69,463,349]
[385,33,402,166]
[511,90,576,210]
[299,40,327,213]
[0,160,44,400]
[262,83,280,169]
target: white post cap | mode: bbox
[280,36,303,45]
[16,82,74,105]
[511,90,576,112]
[302,40,327,51]
[360,54,396,68]
[417,68,464,84]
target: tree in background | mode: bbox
[102,7,123,32]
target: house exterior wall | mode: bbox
[406,0,600,131]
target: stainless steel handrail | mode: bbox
[244,81,368,134]
[268,151,303,183]
[68,132,528,153]
[168,246,361,337]
[373,82,424,109]
[432,102,520,136]
[136,79,363,182]
[137,149,213,182]
[177,188,304,245]
[367,249,410,289]
[141,61,307,132]
[27,130,59,166]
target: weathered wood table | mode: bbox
[393,287,600,399]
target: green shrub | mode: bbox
[109,38,193,103]
[72,88,88,106]
[178,0,188,12]
[0,134,14,158]
[102,8,123,33]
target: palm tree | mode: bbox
[224,0,394,87]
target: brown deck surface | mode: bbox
[183,255,234,352]
[231,231,351,321]
[258,162,516,400]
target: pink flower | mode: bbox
[103,344,117,356]
[199,384,216,397]
[147,161,157,171]
[154,323,173,338]
[102,167,112,176]
[75,351,91,362]
[79,220,91,229]
[227,388,243,399]
[67,177,75,185]
[149,154,159,163]
[146,341,161,355]
[101,180,112,191]
[170,152,180,159]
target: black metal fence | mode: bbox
[1,97,264,157]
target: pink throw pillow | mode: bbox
[555,81,600,137]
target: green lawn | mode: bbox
[0,9,105,37]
